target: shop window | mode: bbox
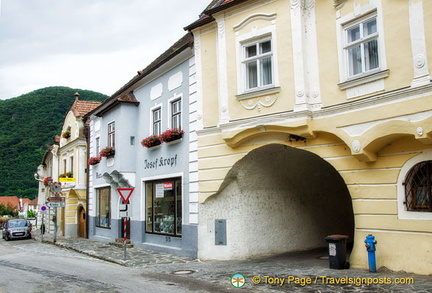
[404,161,432,212]
[146,178,182,236]
[96,187,111,228]
[108,122,115,148]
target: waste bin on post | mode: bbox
[324,234,349,269]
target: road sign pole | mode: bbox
[123,217,127,260]
[54,207,57,243]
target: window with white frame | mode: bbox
[95,136,100,156]
[108,122,115,148]
[152,107,161,136]
[242,38,273,91]
[146,177,182,236]
[171,98,181,130]
[344,14,379,78]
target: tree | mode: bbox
[0,203,18,217]
[27,209,37,218]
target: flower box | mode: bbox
[141,135,162,148]
[100,146,115,157]
[160,129,184,143]
[88,157,101,165]
[43,177,52,186]
[62,131,71,139]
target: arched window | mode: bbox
[404,161,432,212]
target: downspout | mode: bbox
[84,119,90,239]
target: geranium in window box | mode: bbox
[43,177,52,186]
[100,146,115,158]
[62,131,71,139]
[88,156,101,165]
[141,135,162,148]
[160,128,184,143]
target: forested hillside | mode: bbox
[0,86,108,199]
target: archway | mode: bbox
[199,144,354,259]
[77,205,86,238]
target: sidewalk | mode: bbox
[32,230,432,292]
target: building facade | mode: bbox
[58,93,100,238]
[86,33,198,257]
[185,0,432,274]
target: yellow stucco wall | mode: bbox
[193,0,432,275]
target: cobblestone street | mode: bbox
[34,231,432,292]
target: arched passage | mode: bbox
[77,205,86,238]
[199,144,354,260]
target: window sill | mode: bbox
[338,70,389,90]
[236,86,280,101]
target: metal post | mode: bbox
[54,207,57,243]
[123,217,127,260]
[41,216,44,242]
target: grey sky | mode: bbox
[0,0,208,99]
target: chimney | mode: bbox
[74,92,80,101]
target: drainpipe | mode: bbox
[84,119,90,239]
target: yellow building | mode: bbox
[186,0,432,274]
[58,93,100,238]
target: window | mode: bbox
[95,137,100,155]
[152,108,161,136]
[171,99,181,130]
[70,156,74,175]
[96,187,111,228]
[146,178,182,236]
[404,161,432,212]
[242,39,273,90]
[108,122,115,148]
[344,15,379,78]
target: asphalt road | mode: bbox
[0,236,223,293]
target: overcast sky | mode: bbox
[0,0,209,99]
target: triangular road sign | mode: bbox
[117,188,134,204]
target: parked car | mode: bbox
[2,219,32,241]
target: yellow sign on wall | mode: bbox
[59,177,76,182]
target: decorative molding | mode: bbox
[334,0,348,10]
[233,13,277,32]
[352,140,361,153]
[240,95,278,111]
[338,70,389,90]
[236,86,280,101]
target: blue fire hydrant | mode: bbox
[364,234,377,272]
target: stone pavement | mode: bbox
[32,231,432,292]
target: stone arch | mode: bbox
[199,144,354,260]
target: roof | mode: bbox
[86,32,194,118]
[71,100,101,117]
[184,0,248,31]
[0,196,20,211]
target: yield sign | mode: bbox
[117,188,134,203]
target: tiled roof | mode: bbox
[29,198,38,206]
[88,33,193,118]
[71,100,101,117]
[184,0,248,30]
[0,196,20,211]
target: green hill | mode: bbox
[0,86,108,199]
